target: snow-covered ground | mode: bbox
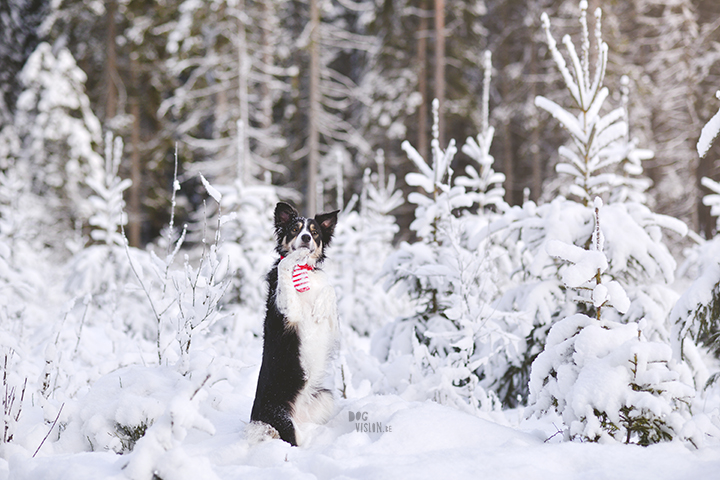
[3,2,720,473]
[6,388,720,480]
[2,318,719,480]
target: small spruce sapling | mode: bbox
[66,133,132,296]
[536,2,628,206]
[457,51,506,212]
[528,198,693,445]
[330,150,405,337]
[378,98,502,413]
[65,133,159,361]
[669,98,720,391]
[478,0,687,407]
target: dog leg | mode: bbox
[312,284,339,330]
[292,387,334,426]
[276,250,310,320]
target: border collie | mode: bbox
[248,202,340,446]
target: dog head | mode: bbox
[274,202,339,264]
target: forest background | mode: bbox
[4,0,720,475]
[3,0,720,244]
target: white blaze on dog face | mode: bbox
[290,220,323,255]
[279,218,323,261]
[274,202,339,262]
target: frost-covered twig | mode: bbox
[120,147,191,364]
[2,354,27,444]
[175,180,230,374]
[33,403,64,458]
[190,374,211,401]
[73,294,92,357]
[121,225,164,364]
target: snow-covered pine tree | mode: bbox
[376,98,506,413]
[11,42,104,257]
[474,0,688,408]
[534,2,627,207]
[328,150,405,337]
[527,198,694,445]
[669,91,720,392]
[212,176,278,320]
[451,52,530,407]
[457,51,507,213]
[65,133,136,332]
[515,1,695,444]
[378,99,466,343]
[161,0,295,182]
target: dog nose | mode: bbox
[302,234,311,243]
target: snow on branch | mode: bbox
[537,1,640,204]
[698,90,720,158]
[458,50,506,210]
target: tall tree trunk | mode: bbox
[237,0,250,184]
[529,43,542,201]
[434,0,445,147]
[503,119,515,205]
[260,1,273,133]
[129,58,141,247]
[105,0,117,120]
[308,0,320,215]
[418,1,429,160]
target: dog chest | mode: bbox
[276,268,337,384]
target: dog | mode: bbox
[247,202,340,446]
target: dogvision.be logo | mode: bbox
[348,411,392,433]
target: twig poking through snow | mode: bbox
[190,374,211,401]
[33,403,64,458]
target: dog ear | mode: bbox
[315,210,339,242]
[275,202,299,227]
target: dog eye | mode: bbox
[311,230,320,238]
[291,225,299,234]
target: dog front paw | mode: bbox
[246,421,281,445]
[281,249,310,269]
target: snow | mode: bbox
[4,1,720,478]
[4,385,720,480]
[200,174,223,204]
[546,238,607,288]
[697,91,720,158]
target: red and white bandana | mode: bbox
[292,264,313,292]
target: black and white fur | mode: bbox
[248,202,340,446]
